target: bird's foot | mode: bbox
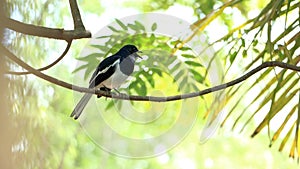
[97,87,111,98]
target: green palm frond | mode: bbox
[201,0,300,159]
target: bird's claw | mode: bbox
[97,87,111,98]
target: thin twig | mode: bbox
[6,40,72,75]
[3,44,300,102]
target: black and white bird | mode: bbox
[70,44,142,120]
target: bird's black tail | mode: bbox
[70,93,92,120]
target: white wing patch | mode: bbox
[89,59,120,85]
[101,63,129,89]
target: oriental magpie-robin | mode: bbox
[70,44,142,120]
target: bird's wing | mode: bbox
[89,54,121,88]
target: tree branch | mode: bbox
[6,40,72,75]
[3,18,91,41]
[2,44,300,102]
[69,0,86,30]
[2,0,91,40]
[3,0,90,74]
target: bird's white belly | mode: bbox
[100,64,129,89]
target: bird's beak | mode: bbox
[135,51,143,59]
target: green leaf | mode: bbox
[149,34,156,43]
[185,61,203,67]
[133,81,147,96]
[96,35,111,39]
[271,105,297,145]
[151,22,157,31]
[140,82,147,96]
[108,26,121,32]
[229,51,238,64]
[142,71,155,88]
[169,40,180,45]
[128,81,137,94]
[241,38,245,47]
[150,68,163,77]
[191,83,199,91]
[237,76,298,133]
[253,48,260,53]
[76,53,101,61]
[72,64,88,73]
[179,47,192,51]
[128,23,139,31]
[115,19,128,30]
[134,21,146,31]
[181,54,196,58]
[190,69,204,83]
[179,76,188,90]
[296,91,300,154]
[174,70,185,82]
[130,76,147,96]
[242,50,247,58]
[105,100,115,111]
[247,70,295,114]
[251,89,299,138]
[279,122,295,152]
[84,65,96,80]
[170,61,181,72]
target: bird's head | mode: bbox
[117,44,142,59]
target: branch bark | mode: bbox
[69,0,86,30]
[3,0,89,74]
[2,44,300,102]
[6,40,72,75]
[2,0,90,41]
[3,18,91,41]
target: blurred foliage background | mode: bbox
[2,0,300,168]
